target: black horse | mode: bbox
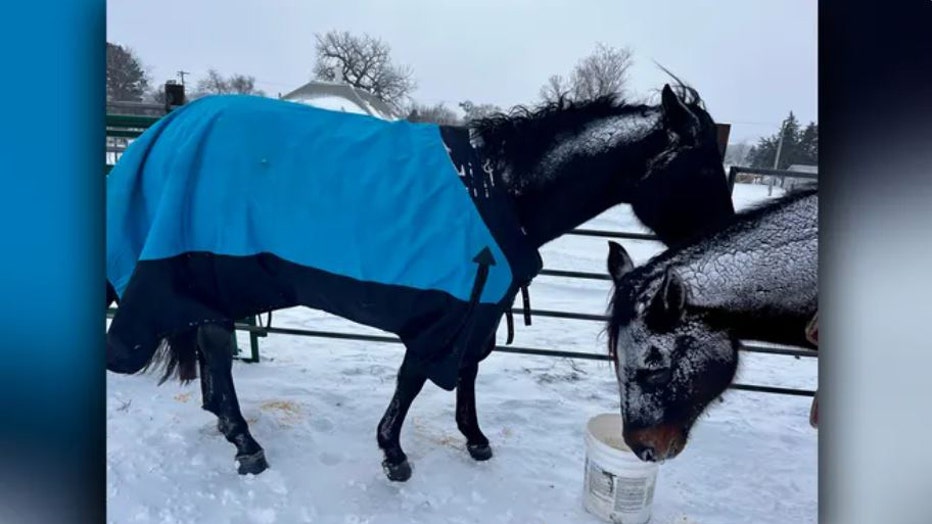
[605,187,817,463]
[106,82,735,481]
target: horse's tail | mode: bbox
[107,279,199,385]
[106,280,118,308]
[143,329,200,386]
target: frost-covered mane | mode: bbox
[467,83,711,194]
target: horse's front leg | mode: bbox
[456,340,493,461]
[196,322,268,475]
[377,352,427,482]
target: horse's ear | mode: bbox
[660,84,699,140]
[607,241,634,284]
[648,266,688,328]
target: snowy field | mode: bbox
[106,182,817,524]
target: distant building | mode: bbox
[788,164,818,174]
[280,80,402,121]
[779,163,818,192]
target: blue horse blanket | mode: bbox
[106,95,541,390]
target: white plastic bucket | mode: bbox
[582,413,659,524]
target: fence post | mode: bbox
[233,316,261,363]
[715,123,731,159]
[164,80,186,113]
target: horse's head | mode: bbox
[605,241,738,462]
[468,81,735,248]
[629,84,735,246]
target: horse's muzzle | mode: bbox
[623,423,687,462]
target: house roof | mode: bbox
[281,81,401,121]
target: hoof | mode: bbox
[236,450,269,475]
[382,458,412,482]
[467,443,493,461]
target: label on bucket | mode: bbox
[586,458,616,503]
[584,457,655,523]
[612,476,652,513]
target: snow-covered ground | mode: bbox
[106,183,817,524]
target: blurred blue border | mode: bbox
[0,0,105,522]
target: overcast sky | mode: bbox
[107,0,816,143]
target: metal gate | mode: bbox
[104,108,817,397]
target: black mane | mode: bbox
[468,94,646,176]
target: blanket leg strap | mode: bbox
[521,285,532,326]
[502,284,531,346]
[504,307,515,345]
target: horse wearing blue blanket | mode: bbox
[106,83,734,481]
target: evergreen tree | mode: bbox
[798,122,818,165]
[746,135,779,169]
[746,111,818,169]
[779,112,802,167]
[107,42,150,102]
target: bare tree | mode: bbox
[227,74,261,95]
[196,69,228,95]
[458,100,502,122]
[107,42,151,102]
[723,141,753,167]
[193,69,265,98]
[539,43,634,103]
[539,74,572,104]
[147,85,167,105]
[312,30,416,108]
[570,43,633,100]
[405,102,461,125]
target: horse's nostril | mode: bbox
[641,447,656,462]
[632,444,656,462]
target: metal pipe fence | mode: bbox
[105,113,819,398]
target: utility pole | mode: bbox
[770,118,788,196]
[177,70,191,86]
[773,120,786,170]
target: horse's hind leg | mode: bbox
[377,352,427,482]
[197,322,269,475]
[456,343,493,461]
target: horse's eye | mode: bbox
[636,367,673,388]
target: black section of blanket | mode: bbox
[106,252,505,390]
